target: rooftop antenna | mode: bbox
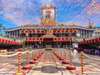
[88,18,92,26]
[88,18,95,28]
[87,18,92,28]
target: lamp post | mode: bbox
[76,30,84,75]
[69,38,72,63]
[16,27,25,75]
[21,28,31,72]
[68,30,73,64]
[26,32,30,65]
[22,28,30,64]
[77,32,84,75]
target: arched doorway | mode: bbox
[42,34,56,48]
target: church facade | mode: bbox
[5,4,95,49]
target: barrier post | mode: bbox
[80,51,84,75]
[26,49,30,65]
[16,48,24,75]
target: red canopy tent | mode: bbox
[0,38,22,46]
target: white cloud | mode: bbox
[0,0,99,27]
[1,0,40,26]
[86,0,100,15]
[41,0,54,5]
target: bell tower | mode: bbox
[41,4,56,26]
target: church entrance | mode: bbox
[43,38,53,48]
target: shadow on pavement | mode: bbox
[33,65,65,73]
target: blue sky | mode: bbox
[0,0,100,28]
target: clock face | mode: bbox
[45,11,51,19]
[43,8,55,19]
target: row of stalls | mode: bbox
[0,36,73,50]
[78,37,100,56]
[25,37,73,49]
[0,37,22,51]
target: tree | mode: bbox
[0,24,6,36]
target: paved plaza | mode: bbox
[0,49,100,75]
[0,0,100,75]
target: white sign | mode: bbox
[73,43,78,48]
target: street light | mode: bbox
[26,33,30,65]
[68,31,73,63]
[77,32,85,75]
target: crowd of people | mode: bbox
[84,49,100,56]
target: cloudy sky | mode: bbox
[0,0,100,28]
